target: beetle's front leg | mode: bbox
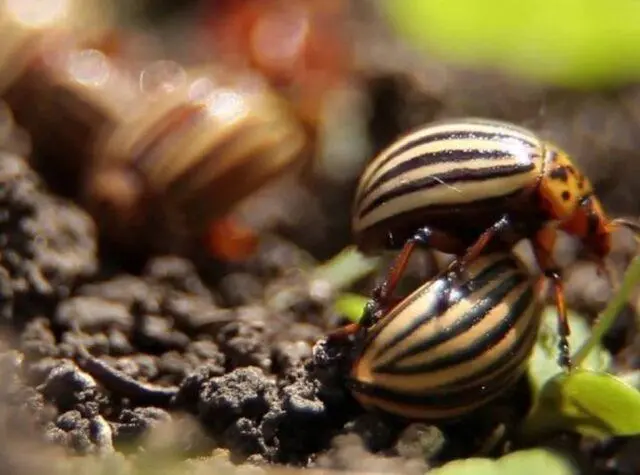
[533,226,572,370]
[452,215,513,276]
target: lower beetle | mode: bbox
[345,252,545,421]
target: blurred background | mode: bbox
[4,0,640,261]
[2,0,640,320]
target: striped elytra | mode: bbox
[348,252,544,421]
[82,64,307,255]
[353,117,585,253]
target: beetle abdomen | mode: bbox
[349,252,543,420]
[352,119,546,249]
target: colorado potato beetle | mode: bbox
[83,63,308,257]
[352,117,636,368]
[0,0,309,260]
[347,251,544,421]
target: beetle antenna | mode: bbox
[610,217,640,248]
[602,257,621,296]
[605,216,640,305]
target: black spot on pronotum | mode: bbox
[549,167,569,182]
[561,191,571,201]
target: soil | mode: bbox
[1,1,640,475]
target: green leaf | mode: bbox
[429,448,579,475]
[333,292,368,323]
[381,0,640,87]
[528,306,611,394]
[312,246,380,292]
[523,370,640,439]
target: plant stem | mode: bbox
[311,245,381,292]
[573,255,640,367]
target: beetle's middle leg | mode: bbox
[363,227,462,326]
[425,215,517,313]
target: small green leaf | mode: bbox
[528,306,611,394]
[333,293,368,323]
[429,448,579,475]
[523,370,640,439]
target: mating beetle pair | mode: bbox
[336,118,639,420]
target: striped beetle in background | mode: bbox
[82,64,308,259]
[0,0,308,260]
[347,251,545,421]
[352,117,639,368]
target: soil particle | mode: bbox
[114,407,172,445]
[0,153,98,327]
[216,308,273,371]
[55,297,133,333]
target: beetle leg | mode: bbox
[376,228,432,297]
[452,215,513,280]
[546,269,572,370]
[327,322,361,341]
[533,226,572,370]
[369,227,445,316]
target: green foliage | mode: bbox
[333,292,369,323]
[619,370,640,389]
[382,0,640,87]
[429,448,579,475]
[524,369,640,439]
[524,306,640,440]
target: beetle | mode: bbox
[0,0,309,261]
[351,117,636,368]
[81,63,308,259]
[346,251,545,421]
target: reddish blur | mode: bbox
[197,0,352,129]
[206,214,260,262]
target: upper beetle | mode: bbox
[351,117,637,368]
